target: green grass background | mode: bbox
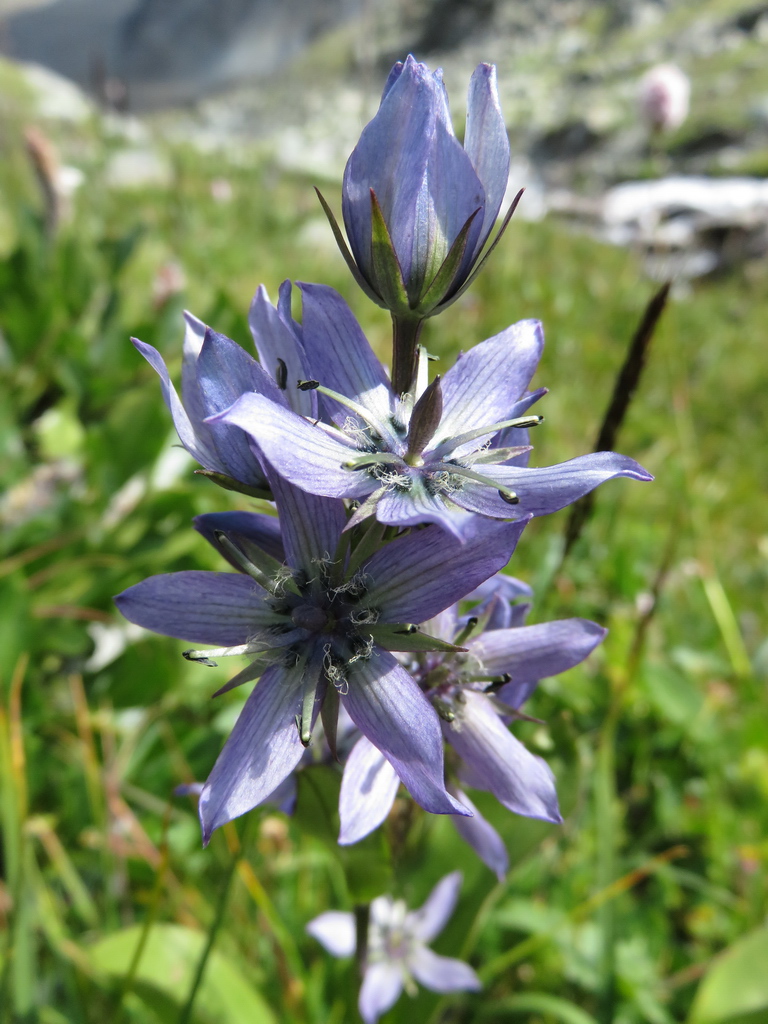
[0,52,767,1024]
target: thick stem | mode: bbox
[391,315,424,397]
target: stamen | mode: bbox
[298,674,317,747]
[431,415,543,458]
[183,643,251,666]
[297,380,395,443]
[343,452,402,471]
[453,616,479,647]
[213,531,275,591]
[471,445,532,465]
[432,697,455,722]
[430,461,519,503]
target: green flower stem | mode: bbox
[391,315,424,397]
[177,838,240,1024]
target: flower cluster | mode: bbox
[116,55,651,1017]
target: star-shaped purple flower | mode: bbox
[219,283,652,540]
[132,282,315,494]
[115,472,528,842]
[337,573,607,879]
[307,872,480,1024]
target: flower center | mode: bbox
[290,604,330,633]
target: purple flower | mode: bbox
[307,872,480,1023]
[336,57,510,320]
[133,285,314,495]
[115,472,528,842]
[219,283,652,541]
[337,574,607,879]
[318,56,513,391]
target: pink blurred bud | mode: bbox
[638,64,690,133]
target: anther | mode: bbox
[454,616,478,647]
[297,379,320,391]
[482,673,513,693]
[275,358,288,390]
[433,698,455,722]
[498,489,520,505]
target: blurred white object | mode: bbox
[638,64,690,133]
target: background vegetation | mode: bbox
[0,50,766,1024]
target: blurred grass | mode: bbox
[0,69,766,1024]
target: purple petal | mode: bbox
[298,283,393,427]
[198,663,306,842]
[373,481,472,540]
[266,470,348,577]
[421,606,460,643]
[180,312,210,436]
[480,451,653,517]
[132,337,217,470]
[436,320,544,444]
[410,112,484,298]
[359,962,403,1024]
[342,650,467,817]
[248,283,315,417]
[193,511,285,565]
[218,393,372,500]
[265,773,297,815]
[470,619,607,707]
[409,946,481,994]
[195,328,280,485]
[408,871,462,943]
[364,517,527,624]
[464,64,510,251]
[450,788,509,881]
[467,573,532,630]
[306,911,356,958]
[339,736,400,845]
[443,690,562,823]
[115,572,266,645]
[492,388,548,463]
[343,55,482,291]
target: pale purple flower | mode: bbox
[336,56,510,320]
[219,283,652,540]
[133,284,314,494]
[307,872,480,1023]
[338,573,607,878]
[115,471,528,842]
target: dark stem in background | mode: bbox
[561,280,671,559]
[177,843,240,1024]
[391,315,424,396]
[354,903,370,977]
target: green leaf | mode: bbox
[478,992,600,1024]
[689,927,768,1024]
[87,922,276,1024]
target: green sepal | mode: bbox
[369,189,410,313]
[431,187,524,315]
[417,205,481,315]
[368,624,468,654]
[314,187,385,307]
[194,469,271,500]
